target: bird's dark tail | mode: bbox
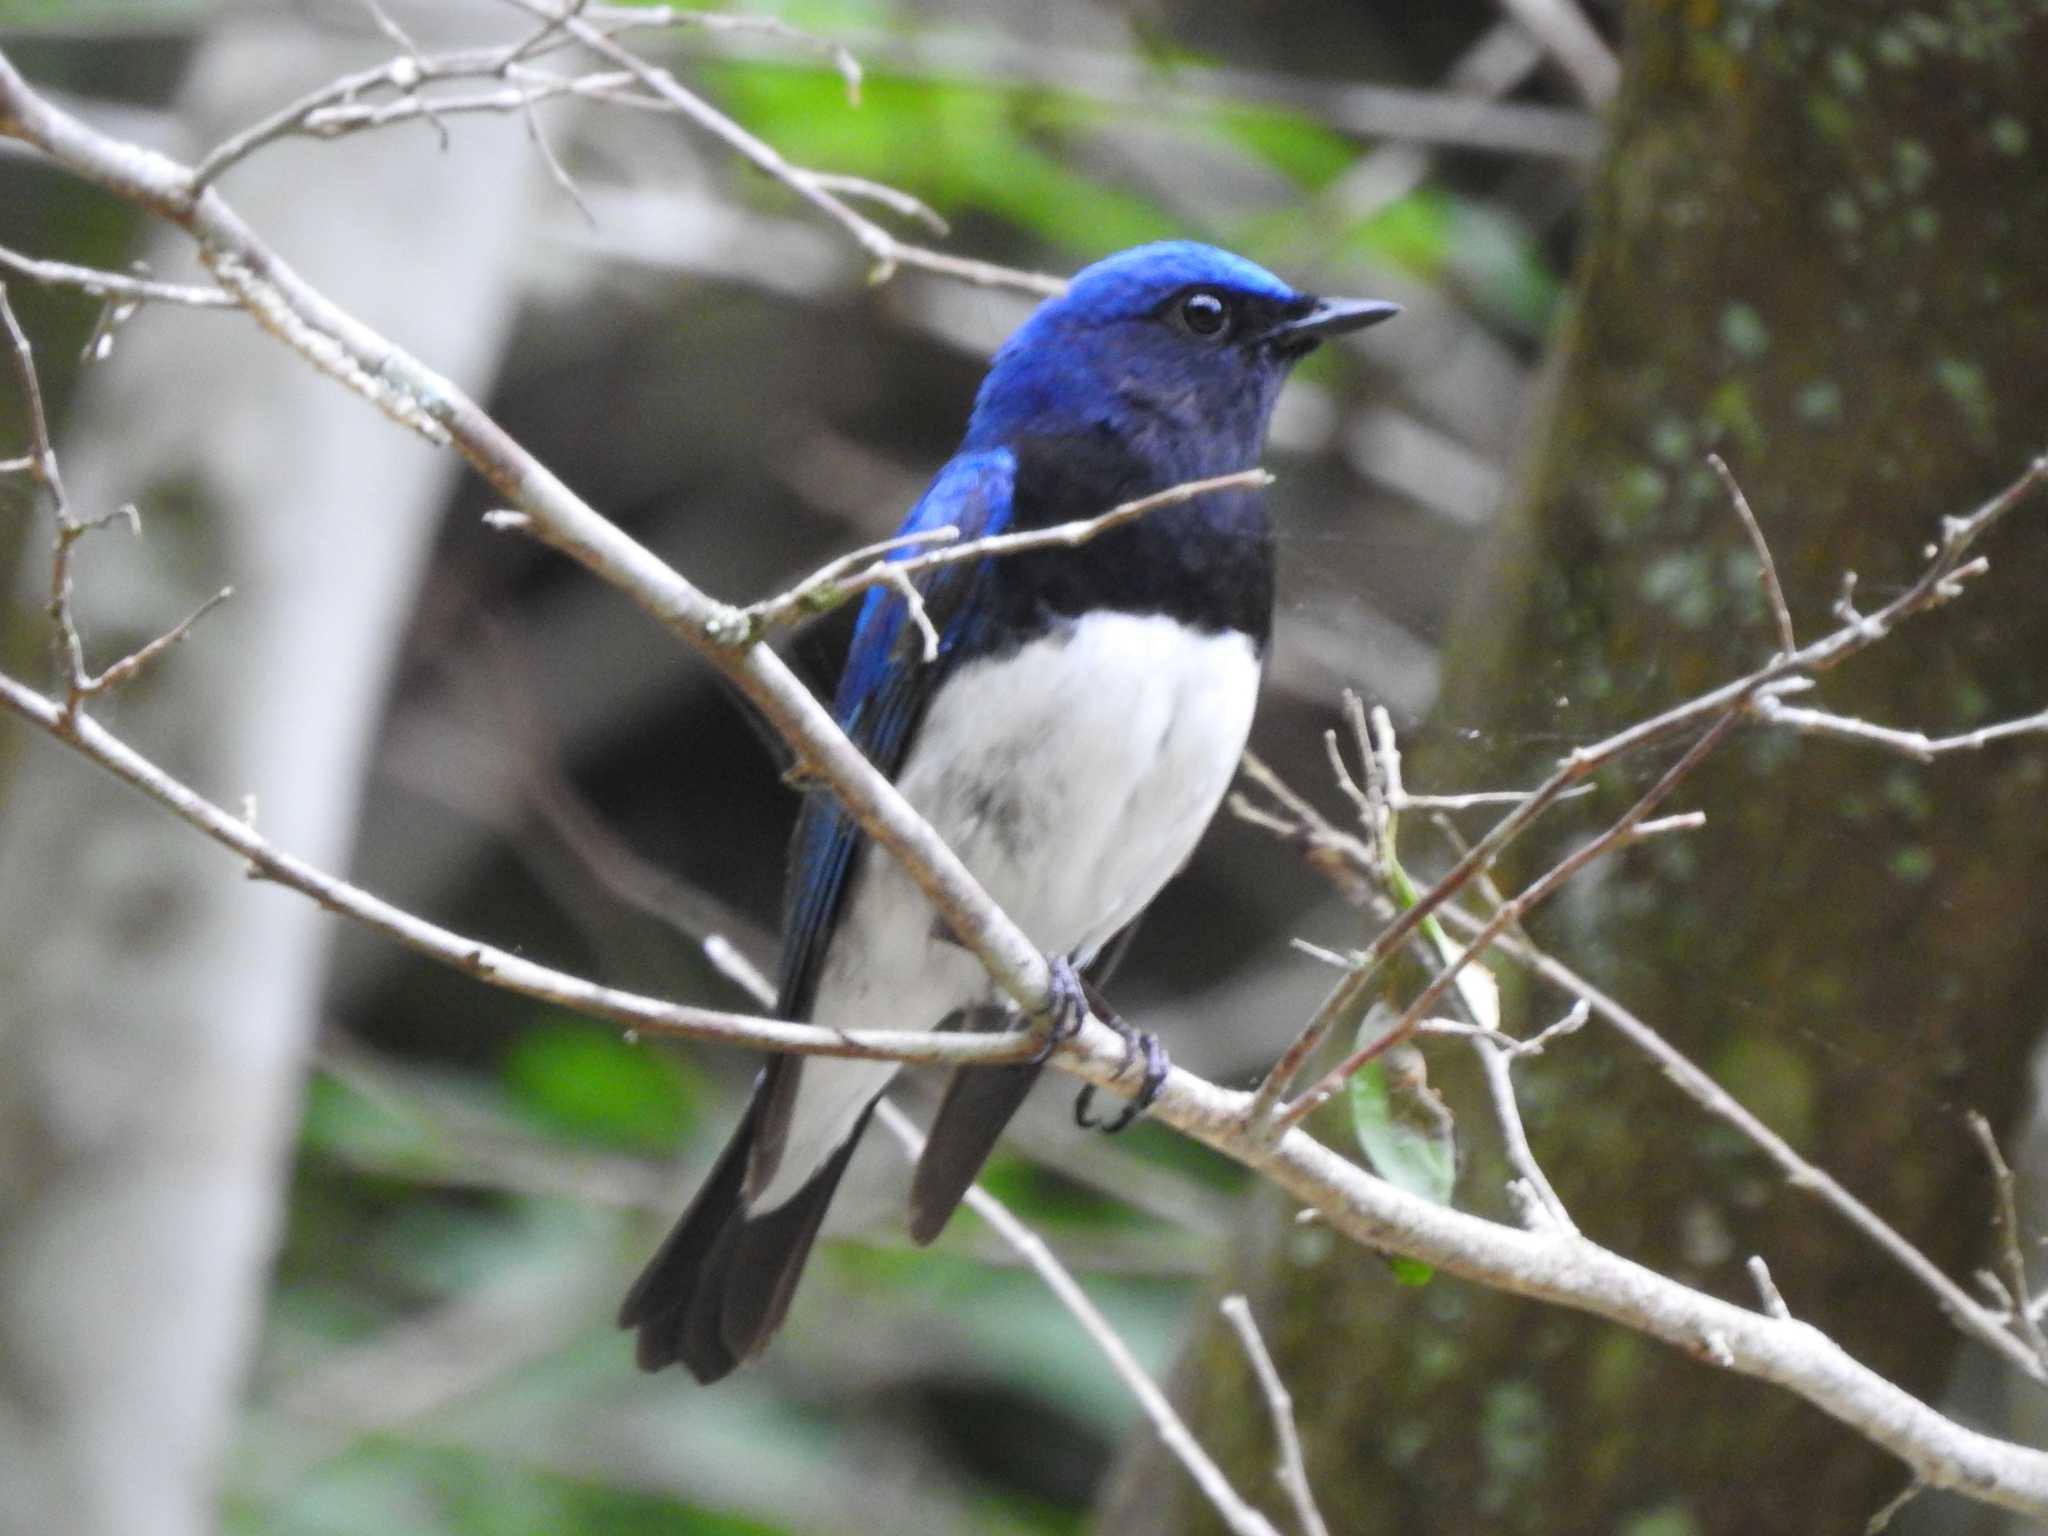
[908,1060,1045,1244]
[619,1075,871,1382]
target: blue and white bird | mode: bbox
[620,242,1398,1381]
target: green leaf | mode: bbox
[1348,1014,1457,1208]
[1388,1256,1436,1287]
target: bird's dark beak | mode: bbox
[1263,296,1401,355]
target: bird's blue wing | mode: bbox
[777,448,1017,1019]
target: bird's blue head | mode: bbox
[962,241,1398,472]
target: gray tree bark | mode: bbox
[0,16,534,1534]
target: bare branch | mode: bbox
[0,280,66,513]
[1418,997,1588,1060]
[1241,743,2048,1387]
[581,2,865,103]
[1277,710,1739,1133]
[193,46,531,185]
[1219,1295,1330,1536]
[3,290,237,715]
[1749,1256,1793,1321]
[0,667,1055,1073]
[1969,1111,2048,1367]
[721,469,1273,646]
[84,584,235,696]
[874,1103,1284,1536]
[1866,1477,1925,1534]
[1493,0,1619,105]
[1,279,88,710]
[501,0,1063,294]
[1710,452,1797,658]
[1621,809,1707,843]
[1252,446,2048,1137]
[0,243,234,308]
[799,171,949,236]
[1754,697,2048,763]
[294,69,644,139]
[517,82,596,224]
[1474,1034,1576,1233]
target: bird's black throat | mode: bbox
[965,429,1276,664]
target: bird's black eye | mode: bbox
[1175,289,1231,338]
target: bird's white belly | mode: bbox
[753,611,1261,1208]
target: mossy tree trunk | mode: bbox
[1101,3,2048,1533]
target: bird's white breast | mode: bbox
[752,611,1261,1209]
[901,610,1261,958]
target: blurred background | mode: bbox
[4,2,2048,1534]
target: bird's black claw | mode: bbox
[1029,954,1089,1064]
[1073,999,1169,1135]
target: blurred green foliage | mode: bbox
[502,1020,705,1151]
[227,1440,784,1536]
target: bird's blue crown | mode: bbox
[962,242,1317,471]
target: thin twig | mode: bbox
[879,563,940,661]
[519,86,597,224]
[803,171,949,235]
[1969,1111,2048,1366]
[1417,998,1587,1059]
[0,280,88,711]
[86,585,235,695]
[194,45,534,184]
[296,69,643,139]
[1710,452,1797,658]
[0,281,66,512]
[1493,0,1619,105]
[1219,1295,1330,1536]
[1748,1256,1792,1321]
[581,2,864,102]
[1473,1035,1576,1232]
[1,292,235,711]
[502,0,1064,294]
[873,1103,1284,1536]
[1276,710,1739,1133]
[1866,1477,1925,1534]
[720,469,1273,645]
[1622,810,1707,843]
[1754,697,2048,763]
[0,244,234,308]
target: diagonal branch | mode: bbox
[1220,1294,1331,1536]
[874,1103,1285,1536]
